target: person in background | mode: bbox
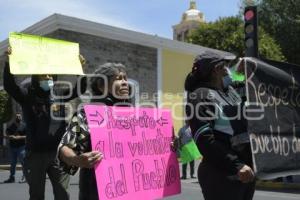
[178,121,195,179]
[3,113,26,183]
[3,47,87,200]
[184,51,255,200]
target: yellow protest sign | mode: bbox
[9,32,84,75]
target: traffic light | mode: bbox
[244,6,258,57]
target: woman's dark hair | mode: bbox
[184,55,219,92]
[90,63,126,95]
[31,75,40,89]
[184,69,214,92]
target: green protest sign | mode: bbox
[9,32,84,75]
[179,140,202,164]
[232,71,245,82]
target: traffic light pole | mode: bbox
[244,6,258,58]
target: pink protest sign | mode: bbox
[84,105,181,200]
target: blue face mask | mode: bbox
[222,68,233,89]
[39,80,54,91]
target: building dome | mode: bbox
[173,1,205,42]
[181,1,204,22]
[183,9,202,21]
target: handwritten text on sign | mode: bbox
[9,32,83,75]
[84,105,181,200]
[246,58,300,179]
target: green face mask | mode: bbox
[231,70,245,82]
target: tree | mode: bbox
[258,0,300,65]
[189,16,285,61]
[240,0,300,65]
[0,90,12,124]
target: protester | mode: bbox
[3,113,26,183]
[3,47,87,200]
[178,121,195,179]
[184,51,255,200]
[58,63,130,200]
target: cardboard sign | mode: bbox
[9,32,83,75]
[84,105,181,200]
[245,58,300,179]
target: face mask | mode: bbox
[222,67,233,89]
[39,80,54,91]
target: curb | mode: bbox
[256,180,300,190]
[0,164,22,171]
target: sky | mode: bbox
[0,0,241,42]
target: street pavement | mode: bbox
[1,170,300,200]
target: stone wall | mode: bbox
[0,29,158,104]
[46,29,158,104]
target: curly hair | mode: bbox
[90,63,126,95]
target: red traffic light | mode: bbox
[244,6,258,57]
[245,10,255,21]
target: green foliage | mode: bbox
[239,0,300,64]
[0,90,13,123]
[257,0,300,65]
[189,16,285,61]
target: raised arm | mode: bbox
[3,49,26,103]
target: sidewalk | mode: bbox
[256,178,300,191]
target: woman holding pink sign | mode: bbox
[58,63,131,200]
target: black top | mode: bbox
[6,122,26,148]
[3,62,87,152]
[187,85,252,177]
